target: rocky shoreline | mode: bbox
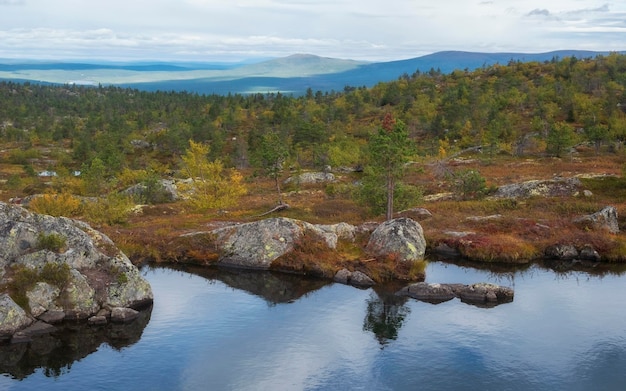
[0,202,153,343]
[2,181,621,341]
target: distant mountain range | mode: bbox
[0,50,621,96]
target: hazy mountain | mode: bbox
[0,50,619,96]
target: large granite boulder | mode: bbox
[365,217,426,262]
[0,202,153,341]
[212,217,339,270]
[573,206,619,234]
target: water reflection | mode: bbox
[363,289,410,347]
[0,306,152,380]
[167,264,330,305]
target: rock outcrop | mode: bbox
[492,177,582,199]
[284,172,336,185]
[397,282,514,307]
[573,206,619,234]
[365,217,426,262]
[212,217,345,269]
[0,202,153,342]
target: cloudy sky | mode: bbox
[0,0,624,62]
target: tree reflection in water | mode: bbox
[363,289,410,347]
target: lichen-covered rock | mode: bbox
[573,206,619,234]
[0,294,33,341]
[0,202,153,339]
[63,270,100,320]
[284,172,336,185]
[26,282,61,317]
[316,222,357,242]
[365,217,426,262]
[493,177,582,199]
[212,217,338,269]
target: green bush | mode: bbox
[6,263,72,311]
[36,232,67,252]
[40,262,71,287]
[83,194,134,226]
[451,169,488,199]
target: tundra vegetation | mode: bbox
[1,53,626,278]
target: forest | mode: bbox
[0,53,626,224]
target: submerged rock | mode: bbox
[397,282,514,307]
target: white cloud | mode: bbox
[0,0,624,62]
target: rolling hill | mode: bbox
[0,50,620,96]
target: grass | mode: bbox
[3,146,626,279]
[3,262,72,311]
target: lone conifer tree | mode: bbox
[367,113,414,220]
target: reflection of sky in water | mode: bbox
[2,263,626,391]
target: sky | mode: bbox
[0,0,625,63]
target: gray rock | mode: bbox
[88,315,108,325]
[122,179,179,202]
[332,269,375,288]
[212,218,338,269]
[349,271,375,287]
[493,177,582,199]
[316,222,357,242]
[365,217,426,262]
[399,282,456,303]
[579,245,601,262]
[397,282,514,307]
[26,282,61,317]
[284,172,336,185]
[333,268,351,284]
[0,202,153,337]
[545,244,579,260]
[38,310,65,324]
[0,294,33,340]
[454,283,515,305]
[398,207,433,219]
[63,269,99,320]
[110,307,139,323]
[573,206,619,234]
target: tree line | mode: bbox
[1,53,625,217]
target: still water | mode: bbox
[1,261,626,391]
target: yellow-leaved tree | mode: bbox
[180,140,247,212]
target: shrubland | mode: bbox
[0,53,626,271]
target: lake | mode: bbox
[1,260,626,391]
